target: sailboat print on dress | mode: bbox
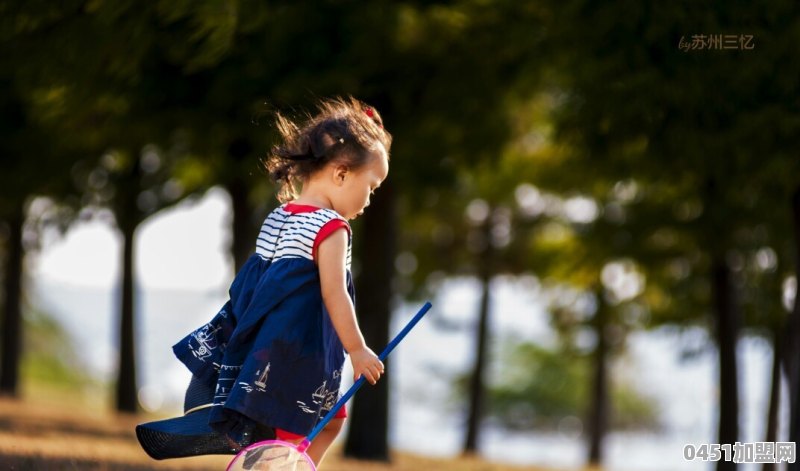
[254,363,271,391]
[297,380,332,415]
[296,366,343,416]
[189,323,222,362]
[320,369,342,413]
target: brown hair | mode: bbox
[264,96,392,203]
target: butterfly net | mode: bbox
[227,441,315,471]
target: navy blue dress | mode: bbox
[172,203,353,437]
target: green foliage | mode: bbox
[21,307,93,392]
[529,0,800,336]
[488,341,661,432]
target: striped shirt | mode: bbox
[255,203,352,269]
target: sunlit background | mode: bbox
[1,2,798,471]
[24,188,791,470]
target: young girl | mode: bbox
[137,96,391,466]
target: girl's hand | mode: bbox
[349,347,384,385]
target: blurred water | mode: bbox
[31,277,787,471]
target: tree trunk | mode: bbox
[762,326,781,471]
[115,216,139,413]
[225,175,254,272]
[344,180,396,461]
[0,202,25,396]
[782,186,800,464]
[226,138,256,272]
[711,256,739,471]
[463,217,493,455]
[587,287,609,465]
[115,157,141,414]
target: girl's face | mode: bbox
[334,147,389,220]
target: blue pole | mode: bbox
[299,302,433,451]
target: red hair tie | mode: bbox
[364,107,382,128]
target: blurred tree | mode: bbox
[363,1,549,456]
[521,181,656,464]
[489,341,660,432]
[0,1,90,396]
[397,154,549,454]
[86,145,193,413]
[539,2,800,469]
[465,93,663,464]
[34,1,214,412]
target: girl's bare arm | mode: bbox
[317,229,384,384]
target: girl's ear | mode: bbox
[332,164,348,186]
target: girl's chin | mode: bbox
[345,210,363,220]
